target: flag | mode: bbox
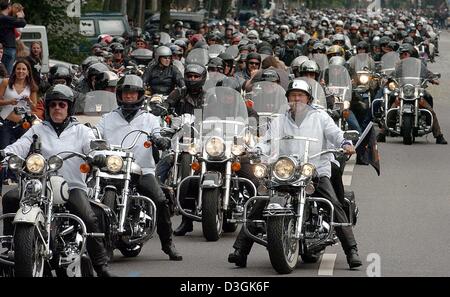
[355,123,381,176]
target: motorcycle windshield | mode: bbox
[263,103,323,165]
[353,53,371,72]
[202,87,248,143]
[203,72,226,92]
[326,65,352,101]
[396,57,426,86]
[251,81,289,116]
[225,45,239,59]
[170,113,198,151]
[83,91,118,115]
[298,77,326,108]
[130,48,153,65]
[208,44,226,58]
[380,52,400,75]
[159,32,171,45]
[186,48,209,66]
[311,53,329,71]
[173,60,184,75]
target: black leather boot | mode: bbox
[162,243,183,261]
[227,249,247,268]
[173,217,193,236]
[436,135,448,144]
[93,264,116,277]
[345,246,362,269]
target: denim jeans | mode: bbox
[1,47,16,76]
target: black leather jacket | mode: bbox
[143,62,185,96]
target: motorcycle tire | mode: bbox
[102,189,117,211]
[119,244,142,258]
[201,188,223,241]
[402,115,414,145]
[14,224,45,277]
[178,153,192,182]
[267,216,299,274]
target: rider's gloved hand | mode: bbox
[152,137,171,150]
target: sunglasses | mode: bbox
[248,62,260,66]
[49,101,68,109]
[160,56,172,60]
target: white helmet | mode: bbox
[286,79,312,100]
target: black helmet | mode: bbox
[81,56,101,73]
[260,69,280,83]
[207,57,225,72]
[87,63,110,83]
[49,64,72,86]
[402,36,415,45]
[387,41,399,51]
[312,42,326,53]
[299,60,320,79]
[185,63,207,91]
[116,75,145,112]
[112,36,126,45]
[94,71,119,90]
[216,77,241,93]
[379,36,392,47]
[44,84,75,119]
[356,41,370,52]
[398,43,415,56]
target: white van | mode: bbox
[20,25,49,74]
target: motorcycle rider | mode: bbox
[1,84,114,277]
[95,75,183,260]
[228,80,362,269]
[277,32,303,67]
[377,43,447,144]
[142,46,185,96]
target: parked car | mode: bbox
[144,10,206,34]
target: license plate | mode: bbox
[402,105,413,113]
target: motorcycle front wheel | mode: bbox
[201,188,223,241]
[402,115,414,145]
[14,224,45,277]
[267,215,299,274]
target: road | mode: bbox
[2,32,450,278]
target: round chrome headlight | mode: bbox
[273,157,296,181]
[8,155,24,171]
[231,144,245,156]
[403,84,415,98]
[253,163,267,179]
[359,74,370,84]
[205,137,225,158]
[48,155,63,171]
[301,163,316,178]
[106,155,123,173]
[26,154,46,174]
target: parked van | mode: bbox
[79,12,132,46]
[20,25,49,74]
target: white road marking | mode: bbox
[318,253,337,276]
[344,162,355,173]
[342,175,352,186]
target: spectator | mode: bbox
[15,39,29,58]
[0,43,8,81]
[26,41,43,88]
[0,0,26,75]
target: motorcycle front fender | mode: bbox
[13,205,45,226]
[201,172,223,189]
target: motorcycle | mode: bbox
[385,57,440,145]
[76,90,118,126]
[0,136,102,277]
[86,129,158,258]
[175,87,256,241]
[242,104,358,274]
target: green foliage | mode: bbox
[20,0,89,64]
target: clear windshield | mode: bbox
[380,52,400,75]
[225,45,239,59]
[325,65,352,101]
[298,77,326,108]
[130,48,153,64]
[311,53,329,71]
[250,82,288,116]
[202,87,248,143]
[173,60,184,75]
[395,57,427,86]
[159,32,171,45]
[208,44,226,58]
[203,72,226,92]
[83,91,118,115]
[170,113,199,152]
[352,53,371,72]
[186,48,209,66]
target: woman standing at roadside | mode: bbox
[26,41,43,88]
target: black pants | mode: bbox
[233,176,357,255]
[2,188,108,266]
[136,174,174,248]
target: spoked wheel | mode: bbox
[201,188,223,241]
[266,215,299,274]
[14,224,46,277]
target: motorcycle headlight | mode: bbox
[253,163,267,179]
[48,155,63,171]
[403,84,415,98]
[359,74,370,84]
[205,137,225,158]
[388,81,397,91]
[273,157,296,181]
[26,154,46,174]
[231,144,245,156]
[301,163,316,178]
[8,155,24,171]
[106,155,123,173]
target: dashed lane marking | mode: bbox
[318,253,337,276]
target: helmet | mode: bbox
[94,71,119,90]
[216,77,241,93]
[291,56,309,76]
[285,32,297,42]
[398,43,415,55]
[49,64,72,86]
[110,42,124,53]
[98,34,113,44]
[335,20,344,27]
[174,20,183,28]
[116,75,145,112]
[329,56,346,66]
[81,56,101,73]
[87,63,110,84]
[387,41,399,51]
[280,25,289,32]
[174,39,187,49]
[184,63,207,91]
[207,57,224,72]
[44,84,75,119]
[112,36,126,45]
[286,79,312,100]
[379,36,392,47]
[170,44,183,55]
[299,60,320,77]
[402,36,414,45]
[312,42,326,53]
[356,41,369,52]
[327,45,344,57]
[155,45,172,61]
[332,34,346,45]
[259,69,280,83]
[247,30,259,40]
